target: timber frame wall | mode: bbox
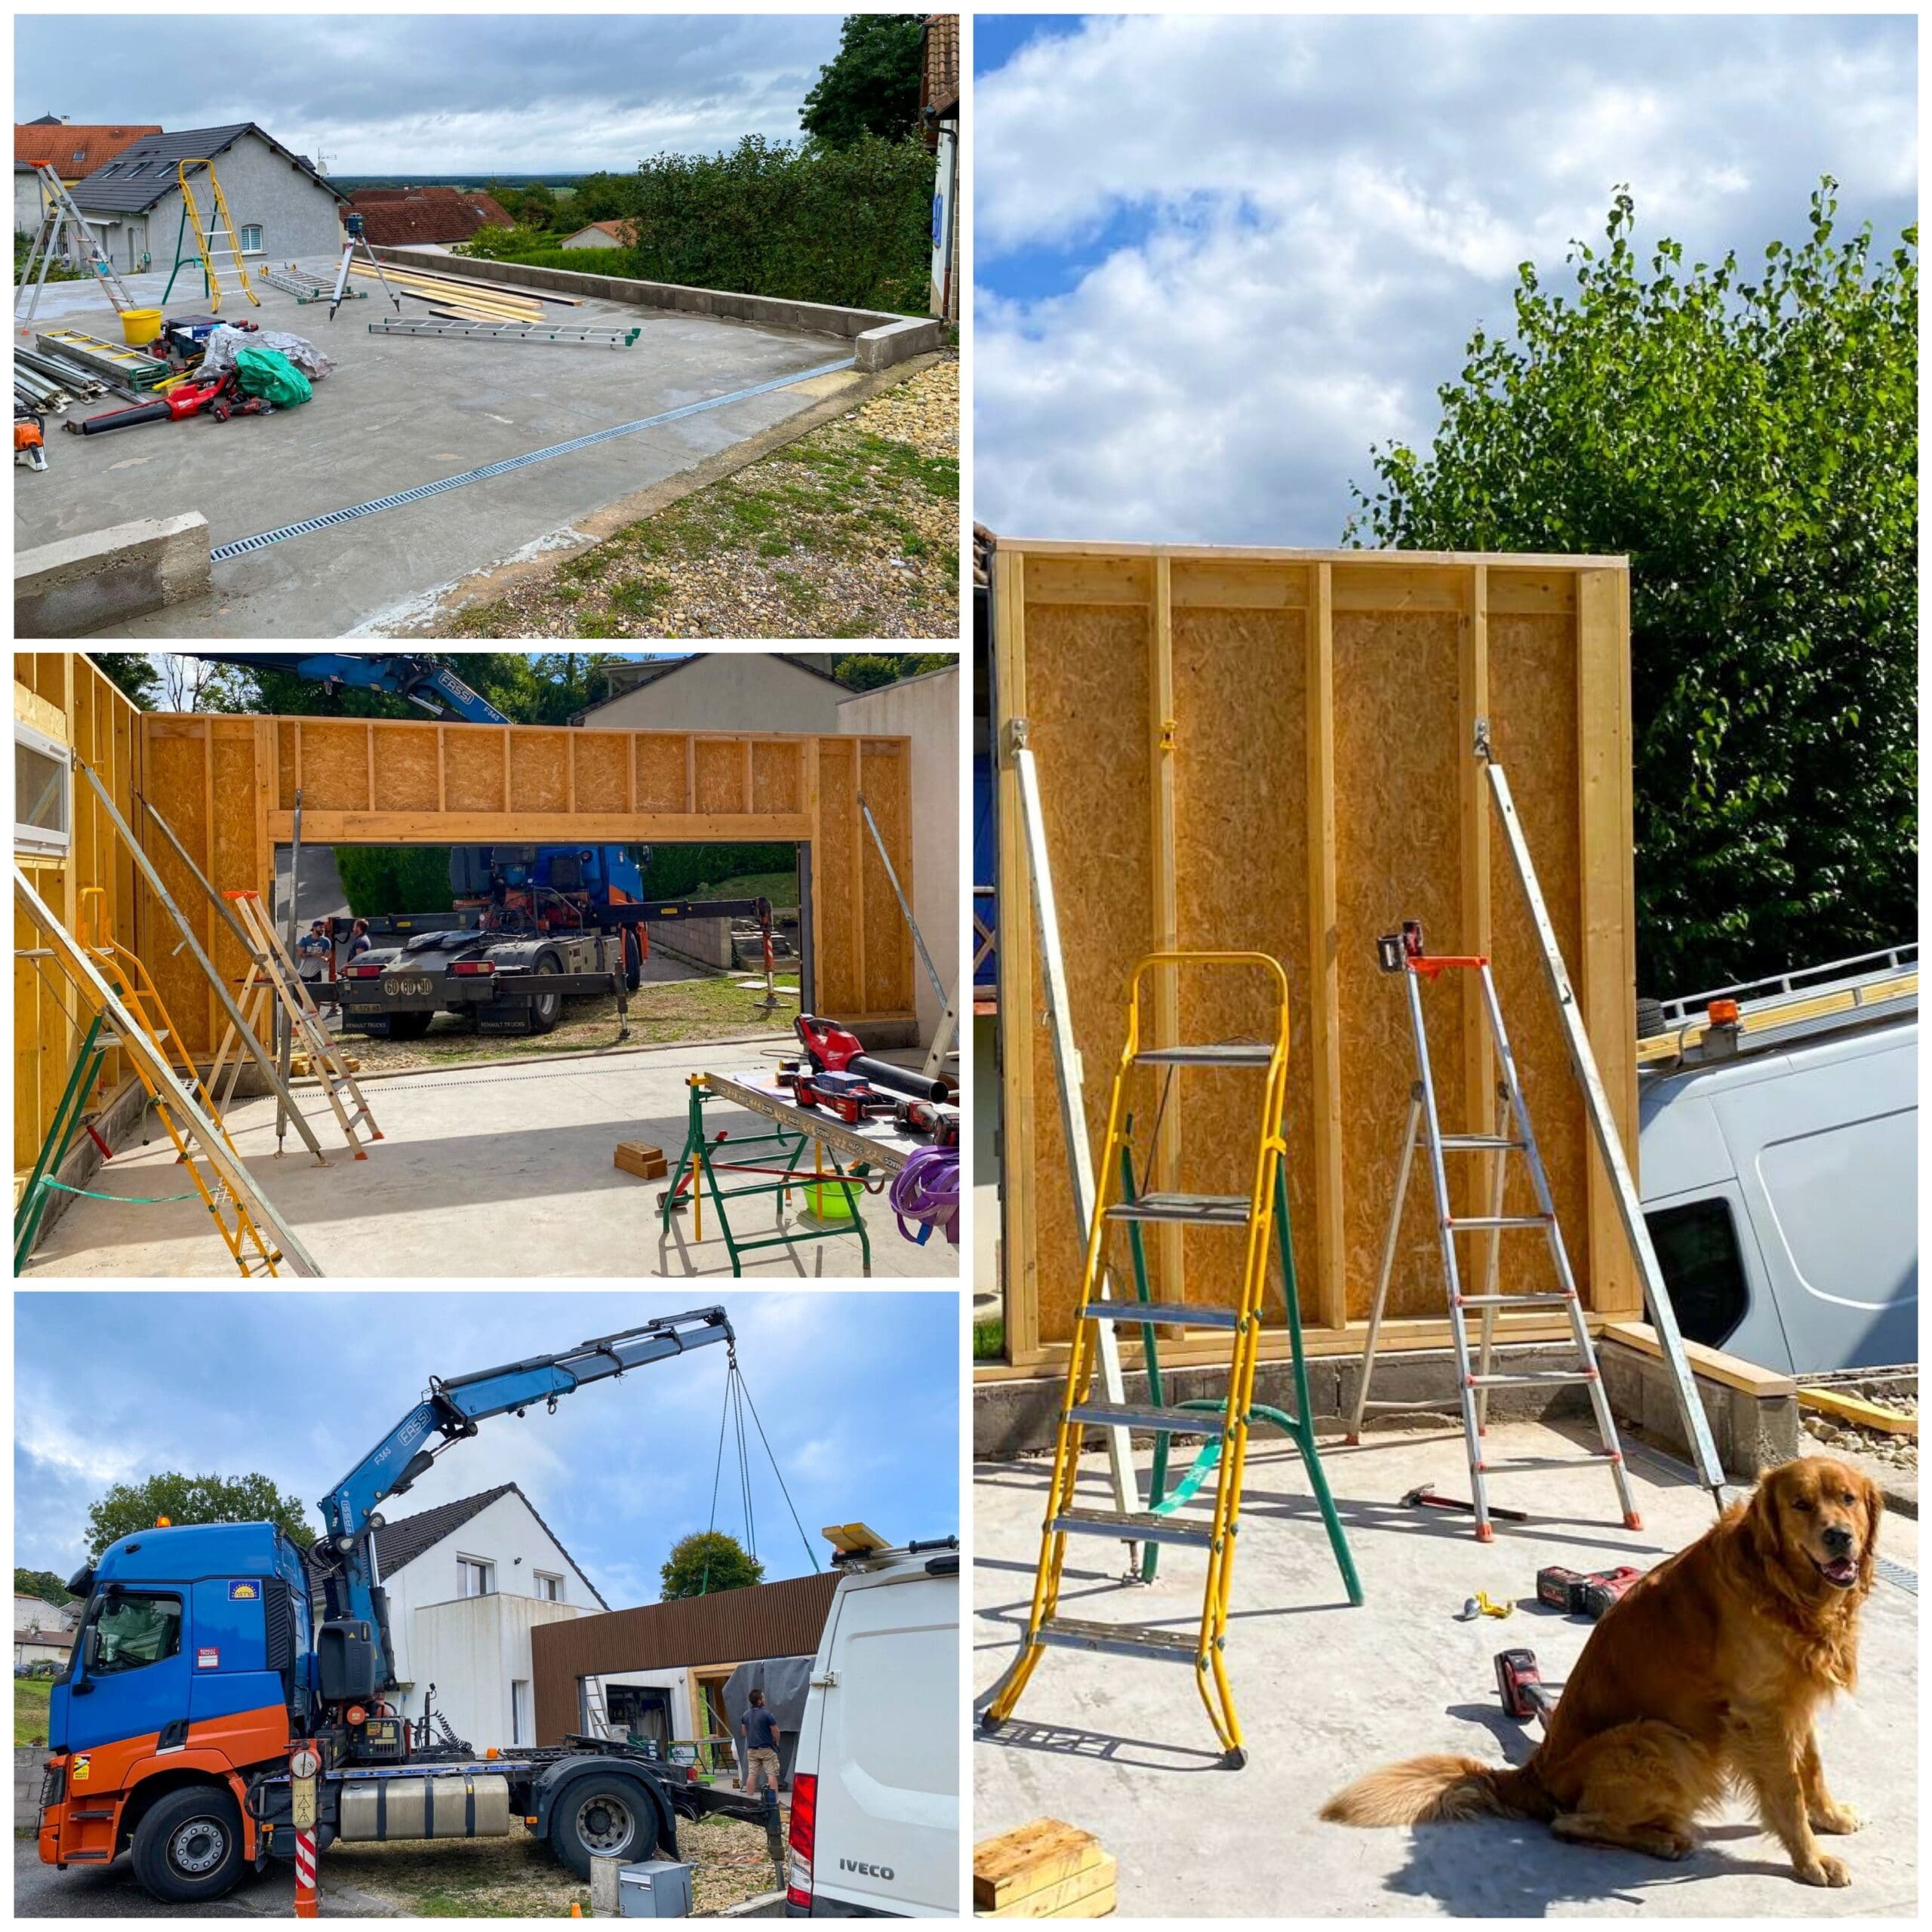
[990,540,1640,1372]
[14,654,143,1176]
[137,713,916,1057]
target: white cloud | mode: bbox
[974,13,1918,544]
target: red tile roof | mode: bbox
[349,191,515,247]
[569,220,636,246]
[15,124,162,179]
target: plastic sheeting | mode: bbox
[198,324,335,382]
[721,1653,814,1788]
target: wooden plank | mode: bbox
[1304,563,1344,1329]
[1601,1321,1798,1398]
[268,811,814,844]
[1459,566,1494,1241]
[980,1862,1116,1918]
[1023,552,1152,607]
[1001,537,1631,570]
[1796,1386,1918,1438]
[1148,554,1183,1303]
[974,1820,1106,1910]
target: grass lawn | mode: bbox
[974,1316,1005,1361]
[685,869,798,906]
[441,354,958,640]
[16,1675,53,1746]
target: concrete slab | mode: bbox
[14,265,863,638]
[974,1423,1918,1916]
[20,1038,955,1281]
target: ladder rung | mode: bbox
[1050,1508,1216,1549]
[1068,1401,1228,1436]
[1133,1043,1273,1068]
[1081,1300,1240,1330]
[1447,1214,1552,1230]
[1467,1370,1598,1388]
[1436,1134,1525,1151]
[1473,1452,1620,1472]
[1454,1291,1574,1308]
[1034,1616,1201,1665]
[1106,1192,1251,1227]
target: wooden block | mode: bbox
[614,1141,668,1180]
[974,1819,1106,1911]
[980,1860,1115,1918]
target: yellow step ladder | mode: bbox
[165,157,260,311]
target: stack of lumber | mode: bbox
[349,261,584,326]
[974,1820,1115,1918]
[614,1141,669,1180]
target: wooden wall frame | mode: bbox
[136,712,915,1056]
[991,541,1641,1371]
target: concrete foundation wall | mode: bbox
[837,665,959,1051]
[15,512,209,638]
[17,1746,51,1830]
[647,916,734,971]
[374,246,946,366]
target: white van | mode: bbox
[785,1534,958,1918]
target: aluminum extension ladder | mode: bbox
[163,158,259,311]
[15,163,134,325]
[212,891,382,1157]
[984,951,1351,1767]
[1348,921,1642,1540]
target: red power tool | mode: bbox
[66,374,235,437]
[796,1072,894,1127]
[795,1014,948,1104]
[1536,1564,1643,1620]
[1495,1647,1560,1724]
[895,1098,959,1146]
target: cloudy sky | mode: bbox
[975,13,1918,545]
[13,13,844,174]
[15,1291,957,1607]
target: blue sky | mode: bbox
[14,15,842,174]
[14,1291,958,1607]
[975,13,1918,545]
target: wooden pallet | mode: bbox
[974,1820,1115,1919]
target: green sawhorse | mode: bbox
[14,1013,111,1272]
[659,1075,878,1277]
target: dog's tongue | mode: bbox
[1825,1556,1858,1586]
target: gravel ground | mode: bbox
[443,352,958,640]
[1800,1378,1918,1477]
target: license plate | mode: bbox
[385,976,432,997]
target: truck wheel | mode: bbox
[547,1775,668,1880]
[623,928,643,995]
[526,953,565,1035]
[131,1785,245,1904]
[386,1011,433,1041]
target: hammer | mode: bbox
[1401,1481,1528,1524]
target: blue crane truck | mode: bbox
[35,1307,770,1904]
[195,654,777,1038]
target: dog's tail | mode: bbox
[1320,1755,1549,1828]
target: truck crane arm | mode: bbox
[315,1306,732,1686]
[188,653,510,724]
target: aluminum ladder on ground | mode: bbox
[11,870,312,1278]
[366,315,639,347]
[218,891,382,1158]
[163,158,260,311]
[983,951,1335,1768]
[261,263,361,305]
[14,163,135,325]
[1348,921,1642,1541]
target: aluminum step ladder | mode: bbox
[983,951,1355,1767]
[162,158,259,311]
[1347,921,1641,1541]
[15,163,135,325]
[214,891,382,1158]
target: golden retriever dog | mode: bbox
[1321,1457,1881,1887]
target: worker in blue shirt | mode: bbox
[740,1688,781,1795]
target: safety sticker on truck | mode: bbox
[229,1580,260,1601]
[196,1647,220,1669]
[72,1756,89,1782]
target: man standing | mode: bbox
[296,921,334,1015]
[740,1687,781,1795]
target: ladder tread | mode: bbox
[1106,1192,1251,1227]
[1051,1508,1215,1549]
[1068,1400,1229,1436]
[1081,1300,1239,1330]
[1455,1291,1574,1308]
[1447,1214,1552,1229]
[1467,1369,1598,1387]
[1133,1043,1273,1067]
[1437,1134,1526,1151]
[1475,1453,1620,1472]
[1035,1616,1201,1663]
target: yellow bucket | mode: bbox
[120,308,162,348]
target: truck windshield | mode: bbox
[92,1593,183,1675]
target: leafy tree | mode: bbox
[1349,183,1916,993]
[832,652,956,691]
[571,171,639,226]
[86,653,160,710]
[636,843,795,900]
[337,846,456,917]
[801,14,926,149]
[14,1567,75,1606]
[88,1472,319,1561]
[660,1530,764,1600]
[192,653,626,725]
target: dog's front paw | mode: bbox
[1796,1853,1850,1888]
[1810,1803,1861,1835]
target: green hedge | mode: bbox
[336,848,454,918]
[638,844,795,900]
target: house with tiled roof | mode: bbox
[68,122,346,275]
[347,186,515,249]
[560,218,638,250]
[366,1482,608,1753]
[15,121,162,237]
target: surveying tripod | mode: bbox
[329,212,403,321]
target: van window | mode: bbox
[93,1593,183,1675]
[1646,1199,1749,1349]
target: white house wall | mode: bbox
[408,1593,586,1752]
[581,656,847,734]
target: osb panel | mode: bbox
[694,740,744,816]
[509,730,570,813]
[859,743,910,1014]
[140,721,220,1064]
[572,732,629,810]
[373,726,441,814]
[1026,605,1155,1344]
[752,741,801,814]
[275,720,298,811]
[445,731,507,813]
[1334,611,1466,1319]
[1171,607,1314,1321]
[635,737,688,813]
[294,721,374,812]
[814,740,861,1014]
[1487,613,1590,1298]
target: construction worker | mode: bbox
[297,921,334,1014]
[739,1687,781,1796]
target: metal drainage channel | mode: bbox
[208,357,854,563]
